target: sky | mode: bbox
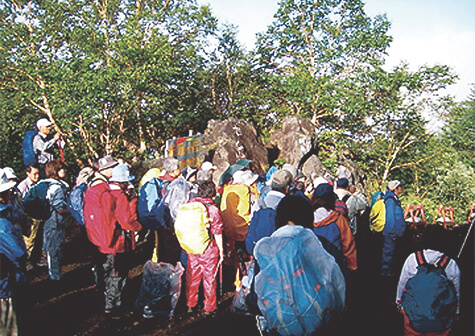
[196,0,475,102]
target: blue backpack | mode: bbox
[245,198,276,256]
[313,222,342,251]
[137,177,164,230]
[401,251,457,333]
[67,183,88,226]
[23,180,52,220]
[22,130,38,166]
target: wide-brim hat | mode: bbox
[109,164,135,183]
[0,169,16,193]
[3,167,17,180]
[97,156,119,171]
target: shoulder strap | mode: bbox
[342,194,350,203]
[257,197,267,209]
[415,250,427,266]
[435,254,450,269]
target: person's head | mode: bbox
[58,163,67,179]
[196,170,212,181]
[282,164,297,180]
[26,164,40,183]
[271,170,292,193]
[3,167,18,182]
[182,167,198,183]
[163,157,181,178]
[276,195,314,230]
[97,155,119,178]
[36,118,53,135]
[387,180,403,196]
[336,177,349,190]
[421,224,449,254]
[311,183,337,210]
[109,164,135,191]
[197,180,217,199]
[0,169,16,205]
[201,161,217,175]
[45,160,63,180]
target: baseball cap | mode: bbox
[313,183,337,200]
[272,170,292,188]
[387,180,401,191]
[36,118,53,129]
[201,161,217,172]
[336,177,349,188]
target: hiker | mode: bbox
[0,170,27,336]
[380,180,406,276]
[182,167,199,198]
[311,183,357,271]
[32,118,63,178]
[200,161,217,178]
[254,195,345,335]
[17,164,44,268]
[335,177,367,235]
[396,225,461,336]
[89,156,119,187]
[85,164,142,317]
[245,169,292,256]
[2,168,27,234]
[176,180,224,315]
[42,160,70,281]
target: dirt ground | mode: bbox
[15,219,474,336]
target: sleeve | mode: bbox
[208,204,223,236]
[445,259,461,312]
[32,134,56,153]
[396,253,418,303]
[336,215,357,271]
[115,193,142,232]
[0,224,27,268]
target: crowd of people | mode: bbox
[0,118,467,336]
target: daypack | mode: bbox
[22,130,38,166]
[313,222,342,251]
[401,251,457,333]
[67,182,88,226]
[83,183,116,251]
[370,198,386,232]
[174,202,210,254]
[254,225,345,336]
[137,177,164,230]
[245,198,276,256]
[220,184,252,241]
[370,191,384,209]
[23,180,52,220]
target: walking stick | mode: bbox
[457,219,474,259]
[220,263,223,297]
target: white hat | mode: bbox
[36,118,53,129]
[282,164,297,179]
[201,161,217,172]
[109,164,135,183]
[240,170,259,187]
[232,170,245,184]
[387,180,401,191]
[313,176,328,189]
[0,169,16,193]
[3,167,17,180]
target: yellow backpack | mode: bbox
[370,199,386,232]
[174,202,211,254]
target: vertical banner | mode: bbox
[165,134,202,169]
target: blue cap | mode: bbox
[313,183,337,199]
[109,164,135,183]
[336,177,349,188]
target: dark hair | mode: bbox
[197,180,216,199]
[45,160,62,180]
[420,224,449,254]
[26,163,40,173]
[276,195,314,230]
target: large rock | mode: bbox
[269,116,328,179]
[200,118,268,183]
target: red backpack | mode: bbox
[83,182,117,252]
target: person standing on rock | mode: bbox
[32,118,63,178]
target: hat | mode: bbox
[313,176,328,189]
[387,180,401,191]
[76,167,94,185]
[3,167,17,180]
[313,183,337,200]
[272,170,292,188]
[201,161,217,172]
[0,169,16,193]
[240,170,259,186]
[97,156,118,171]
[36,118,53,129]
[282,164,297,179]
[182,167,198,181]
[109,164,135,183]
[336,177,349,189]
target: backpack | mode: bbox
[370,198,386,232]
[174,202,211,254]
[137,177,164,230]
[245,198,276,256]
[22,130,38,166]
[67,183,88,226]
[254,226,345,335]
[220,184,252,241]
[370,191,384,209]
[23,180,52,220]
[401,251,457,333]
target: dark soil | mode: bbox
[16,219,474,336]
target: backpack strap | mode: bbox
[415,250,427,266]
[257,197,267,210]
[435,254,450,269]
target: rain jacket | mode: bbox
[382,191,406,238]
[313,209,357,271]
[43,179,68,255]
[0,204,27,299]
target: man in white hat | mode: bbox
[32,118,62,177]
[0,169,27,335]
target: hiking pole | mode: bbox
[219,263,223,297]
[457,219,474,259]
